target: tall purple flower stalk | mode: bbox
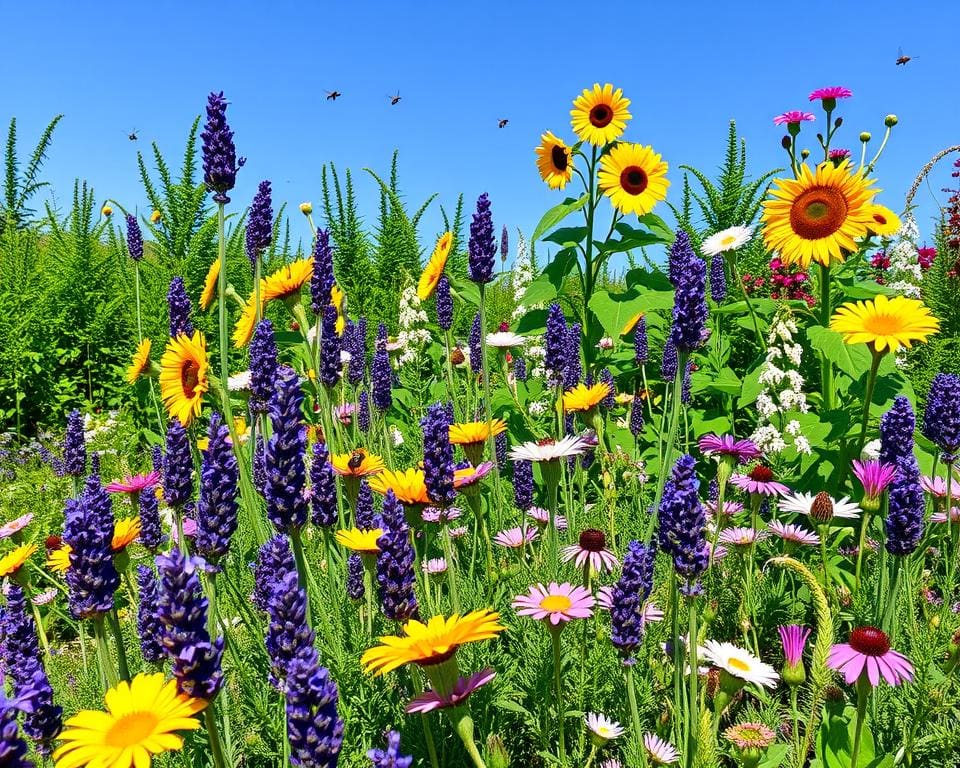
[469,313,483,374]
[922,373,960,463]
[265,559,315,688]
[634,315,649,365]
[880,396,916,468]
[565,324,582,386]
[421,404,456,507]
[513,459,533,510]
[681,360,694,404]
[368,731,413,768]
[250,319,279,414]
[599,368,616,408]
[347,317,367,385]
[63,409,86,477]
[880,398,925,556]
[669,232,708,352]
[709,256,727,303]
[661,337,678,380]
[371,324,392,412]
[167,276,194,338]
[253,535,296,613]
[468,193,496,284]
[357,391,370,433]
[151,445,163,473]
[246,180,273,267]
[163,419,193,508]
[500,225,509,263]
[496,431,508,470]
[629,394,644,437]
[346,555,365,601]
[0,700,33,768]
[658,454,709,593]
[319,306,341,387]
[138,483,164,551]
[136,565,165,664]
[545,303,568,387]
[126,214,143,261]
[285,654,344,767]
[201,91,244,203]
[253,436,267,496]
[513,356,526,382]
[609,540,656,659]
[265,367,308,532]
[310,443,338,528]
[195,414,239,565]
[63,476,119,618]
[376,490,419,621]
[354,479,375,530]
[436,274,453,331]
[156,548,224,699]
[311,229,335,315]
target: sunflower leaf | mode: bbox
[531,194,588,244]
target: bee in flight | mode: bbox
[347,449,366,470]
[895,47,916,66]
[326,90,341,101]
[389,92,402,106]
[498,119,509,128]
[127,128,138,141]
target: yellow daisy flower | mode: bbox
[159,331,209,427]
[329,449,385,478]
[597,143,670,217]
[0,543,37,578]
[361,610,506,676]
[47,545,71,574]
[331,283,346,335]
[52,672,205,768]
[199,258,221,311]
[126,338,152,385]
[571,83,631,146]
[232,297,260,349]
[112,518,141,552]
[829,294,939,354]
[761,161,877,268]
[369,467,432,506]
[417,232,453,301]
[866,205,901,237]
[448,419,507,446]
[261,258,314,304]
[335,527,384,554]
[535,131,574,190]
[563,382,611,412]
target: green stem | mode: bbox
[855,350,884,459]
[477,285,503,513]
[204,704,229,768]
[850,678,870,768]
[789,687,801,760]
[440,527,462,614]
[30,600,51,657]
[551,628,567,766]
[107,609,130,681]
[727,254,765,349]
[216,202,234,430]
[289,528,312,626]
[818,263,835,412]
[626,664,644,760]
[882,557,902,634]
[686,598,699,768]
[92,616,120,690]
[645,352,689,543]
[854,510,872,595]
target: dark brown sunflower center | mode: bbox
[790,187,849,240]
[589,104,613,128]
[578,528,607,552]
[873,212,887,226]
[849,626,890,656]
[620,167,648,196]
[551,144,568,171]
[181,360,200,398]
[748,465,774,482]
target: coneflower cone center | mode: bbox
[790,187,848,239]
[106,711,159,746]
[551,145,568,171]
[590,104,613,127]
[620,167,649,195]
[748,465,774,483]
[578,528,607,552]
[810,491,834,523]
[849,626,891,656]
[180,360,200,397]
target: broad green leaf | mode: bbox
[588,289,674,340]
[543,226,588,247]
[624,267,672,292]
[693,367,741,396]
[531,194,588,244]
[807,325,873,381]
[636,212,675,241]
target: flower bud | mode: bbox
[782,660,806,688]
[299,201,313,215]
[884,114,898,127]
[810,491,834,524]
[834,117,843,128]
[859,131,872,142]
[150,209,162,224]
[800,149,810,159]
[101,205,113,217]
[486,734,510,768]
[781,135,792,149]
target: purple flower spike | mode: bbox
[195,414,239,565]
[163,419,193,508]
[669,232,708,352]
[436,274,453,331]
[368,730,413,768]
[63,410,86,478]
[319,306,341,387]
[421,404,456,508]
[246,180,273,267]
[469,313,483,374]
[126,214,143,261]
[201,91,244,204]
[310,443,338,528]
[634,315,649,365]
[285,654,344,767]
[250,319,279,414]
[609,540,656,659]
[136,565,165,664]
[372,324,393,412]
[376,490,419,622]
[922,373,960,463]
[167,276,194,338]
[63,475,120,619]
[468,193,496,284]
[265,367,308,532]
[311,229,335,315]
[658,455,708,593]
[545,303,568,387]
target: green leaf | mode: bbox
[806,325,873,381]
[531,194,588,244]
[598,225,662,254]
[624,267,672,292]
[543,226,588,247]
[636,212,675,241]
[542,248,579,291]
[588,289,674,340]
[693,367,741,396]
[759,744,790,768]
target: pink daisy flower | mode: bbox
[448,525,469,539]
[829,148,851,161]
[0,513,33,539]
[708,541,729,563]
[454,461,495,490]
[730,466,790,497]
[493,526,538,549]
[852,460,896,501]
[724,722,776,749]
[333,403,356,425]
[921,475,960,499]
[105,470,161,495]
[718,527,766,549]
[31,587,59,606]
[767,520,820,547]
[170,517,198,543]
[704,500,744,518]
[421,558,448,575]
[778,624,811,667]
[772,110,815,126]
[405,668,495,714]
[644,733,680,765]
[561,529,619,573]
[698,434,761,464]
[513,582,594,626]
[931,507,960,524]
[808,86,853,102]
[827,626,914,686]
[527,506,568,531]
[421,506,462,524]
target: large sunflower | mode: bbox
[262,258,314,303]
[126,338,152,385]
[571,84,631,146]
[52,672,205,768]
[866,205,901,237]
[159,332,209,426]
[199,257,221,311]
[597,144,670,217]
[417,232,453,301]
[369,467,431,506]
[232,296,260,349]
[361,610,505,676]
[0,543,37,578]
[535,132,574,190]
[830,294,939,353]
[761,161,877,267]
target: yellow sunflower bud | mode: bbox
[859,131,871,142]
[101,205,113,217]
[884,114,898,127]
[299,202,313,215]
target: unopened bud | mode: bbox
[800,148,810,159]
[834,116,843,127]
[299,201,313,215]
[859,131,872,142]
[781,135,792,149]
[884,114,898,127]
[486,734,510,768]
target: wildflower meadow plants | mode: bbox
[2,81,960,768]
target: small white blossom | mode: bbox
[391,426,404,447]
[528,401,548,417]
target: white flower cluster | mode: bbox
[396,285,431,365]
[525,342,547,381]
[510,231,538,322]
[885,214,923,299]
[750,312,811,456]
[527,400,549,417]
[83,411,119,443]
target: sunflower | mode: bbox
[535,132,574,190]
[761,161,877,267]
[597,144,670,217]
[417,232,453,301]
[563,382,611,412]
[361,610,506,676]
[159,331,210,427]
[369,467,432,506]
[112,518,141,552]
[52,672,205,768]
[199,258,221,311]
[47,544,71,574]
[329,449,385,478]
[571,83,631,146]
[335,527,384,554]
[866,205,901,237]
[449,419,507,446]
[331,283,347,334]
[126,338,152,385]
[0,543,37,577]
[262,258,314,304]
[232,297,260,348]
[830,294,939,354]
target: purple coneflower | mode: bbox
[827,626,913,686]
[767,521,819,547]
[698,434,761,465]
[731,465,790,497]
[561,529,619,573]
[852,459,896,511]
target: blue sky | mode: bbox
[4,1,960,255]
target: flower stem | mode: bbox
[551,627,567,766]
[204,704,229,768]
[107,609,130,681]
[818,263,834,412]
[882,556,902,637]
[686,597,699,768]
[854,510,872,596]
[92,616,120,691]
[626,664,644,758]
[646,352,689,543]
[856,350,884,459]
[441,526,462,614]
[850,677,870,768]
[478,284,503,515]
[216,202,234,430]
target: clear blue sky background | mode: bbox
[4,1,959,257]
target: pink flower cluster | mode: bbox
[743,259,815,306]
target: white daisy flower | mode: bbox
[779,491,861,520]
[508,435,590,462]
[699,640,779,688]
[227,370,252,391]
[644,733,680,765]
[486,331,526,349]
[586,713,624,745]
[701,225,753,256]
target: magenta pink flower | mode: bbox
[421,506,462,524]
[698,434,761,464]
[718,527,766,548]
[778,624,811,666]
[105,470,161,495]
[730,465,790,497]
[767,521,820,547]
[705,500,744,518]
[333,403,356,425]
[852,460,896,500]
[917,246,937,270]
[773,110,815,126]
[493,526,538,549]
[527,506,568,530]
[405,668,495,713]
[170,517,198,543]
[921,474,960,499]
[0,513,33,539]
[561,529,619,572]
[827,626,913,686]
[809,86,853,102]
[931,507,960,524]
[829,148,851,161]
[513,582,594,626]
[454,461,495,490]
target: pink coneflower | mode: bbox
[808,86,853,102]
[0,513,33,539]
[767,521,820,547]
[585,713,624,745]
[704,500,744,518]
[932,507,960,523]
[731,465,790,497]
[772,110,815,127]
[723,722,776,749]
[778,625,811,667]
[644,733,680,765]
[105,470,161,495]
[561,529,619,573]
[405,668,495,714]
[421,506,462,524]
[333,403,355,425]
[493,526,538,549]
[718,527,767,549]
[921,475,960,499]
[852,460,896,504]
[421,558,448,575]
[698,434,761,464]
[454,461,494,490]
[527,506,568,530]
[448,526,469,539]
[513,582,594,626]
[829,148,851,161]
[827,626,914,686]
